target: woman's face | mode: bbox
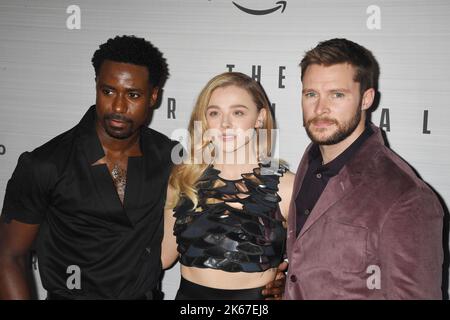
[205,85,265,159]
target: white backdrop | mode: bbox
[0,0,449,299]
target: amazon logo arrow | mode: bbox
[232,1,287,15]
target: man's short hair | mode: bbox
[300,38,379,95]
[91,35,169,88]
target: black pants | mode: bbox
[175,277,265,300]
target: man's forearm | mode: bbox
[0,256,32,299]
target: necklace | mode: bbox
[111,164,127,203]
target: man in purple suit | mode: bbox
[284,38,444,299]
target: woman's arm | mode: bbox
[278,171,295,221]
[161,185,179,270]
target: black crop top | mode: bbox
[173,162,286,273]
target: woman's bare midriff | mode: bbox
[181,265,277,289]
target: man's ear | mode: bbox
[150,87,160,107]
[361,88,375,111]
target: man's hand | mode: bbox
[262,260,288,300]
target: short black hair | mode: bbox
[91,35,169,88]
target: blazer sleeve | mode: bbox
[379,187,444,299]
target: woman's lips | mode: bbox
[221,135,236,141]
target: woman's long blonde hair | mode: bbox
[168,72,276,209]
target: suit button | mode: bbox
[290,275,297,282]
[316,173,322,179]
[304,209,310,215]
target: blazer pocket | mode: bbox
[318,220,368,273]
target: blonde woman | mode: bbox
[162,72,293,299]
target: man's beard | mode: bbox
[102,113,135,139]
[305,107,361,146]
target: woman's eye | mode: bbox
[208,111,218,117]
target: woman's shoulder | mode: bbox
[266,159,294,189]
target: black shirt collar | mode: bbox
[76,105,104,164]
[308,124,374,176]
[76,105,157,165]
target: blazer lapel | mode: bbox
[296,124,384,239]
[289,124,384,239]
[297,167,354,239]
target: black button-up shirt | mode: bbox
[2,106,176,299]
[295,125,373,236]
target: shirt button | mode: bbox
[316,173,322,179]
[290,275,297,283]
[304,209,310,216]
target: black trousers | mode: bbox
[175,277,265,300]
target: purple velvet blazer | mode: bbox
[284,124,444,300]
